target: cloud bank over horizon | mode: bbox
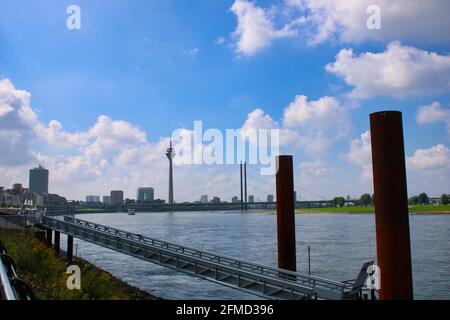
[1,76,448,201]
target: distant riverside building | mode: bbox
[232,196,239,203]
[29,165,49,194]
[102,196,111,205]
[267,194,274,203]
[110,190,124,205]
[248,195,255,203]
[35,193,66,206]
[137,187,154,203]
[294,191,297,202]
[211,196,221,204]
[0,184,30,207]
[200,195,208,203]
[0,183,65,207]
[86,195,100,203]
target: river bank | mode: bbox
[0,226,160,300]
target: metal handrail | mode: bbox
[0,254,16,300]
[0,242,35,301]
[54,216,348,292]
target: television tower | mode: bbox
[166,139,175,204]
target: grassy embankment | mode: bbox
[0,227,157,300]
[258,205,450,214]
[296,205,450,214]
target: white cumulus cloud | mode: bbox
[0,79,40,165]
[342,131,373,180]
[229,1,450,55]
[289,0,450,45]
[230,0,296,56]
[407,144,450,171]
[299,159,330,177]
[326,42,450,99]
[240,95,351,154]
[416,102,450,136]
[44,120,89,149]
[283,95,351,152]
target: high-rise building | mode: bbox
[102,196,111,205]
[29,165,49,194]
[248,195,254,203]
[267,194,274,203]
[137,187,154,203]
[86,195,100,203]
[200,195,208,203]
[110,190,124,205]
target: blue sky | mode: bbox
[0,0,449,201]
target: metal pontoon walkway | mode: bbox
[38,216,352,300]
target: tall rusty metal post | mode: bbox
[370,111,413,300]
[54,231,60,258]
[46,229,52,247]
[275,155,297,272]
[67,235,74,263]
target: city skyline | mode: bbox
[0,1,449,201]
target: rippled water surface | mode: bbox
[61,211,450,299]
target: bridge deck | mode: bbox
[38,216,351,300]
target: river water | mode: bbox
[62,211,450,300]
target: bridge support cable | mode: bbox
[247,163,329,201]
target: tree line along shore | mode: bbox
[293,204,450,214]
[256,204,450,214]
[293,192,450,214]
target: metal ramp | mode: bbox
[38,216,352,300]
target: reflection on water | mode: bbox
[60,211,450,299]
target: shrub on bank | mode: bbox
[0,228,129,300]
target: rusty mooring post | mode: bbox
[46,229,52,247]
[370,111,413,300]
[275,155,297,272]
[54,231,60,258]
[67,235,74,263]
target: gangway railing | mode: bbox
[0,241,34,300]
[38,216,353,300]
